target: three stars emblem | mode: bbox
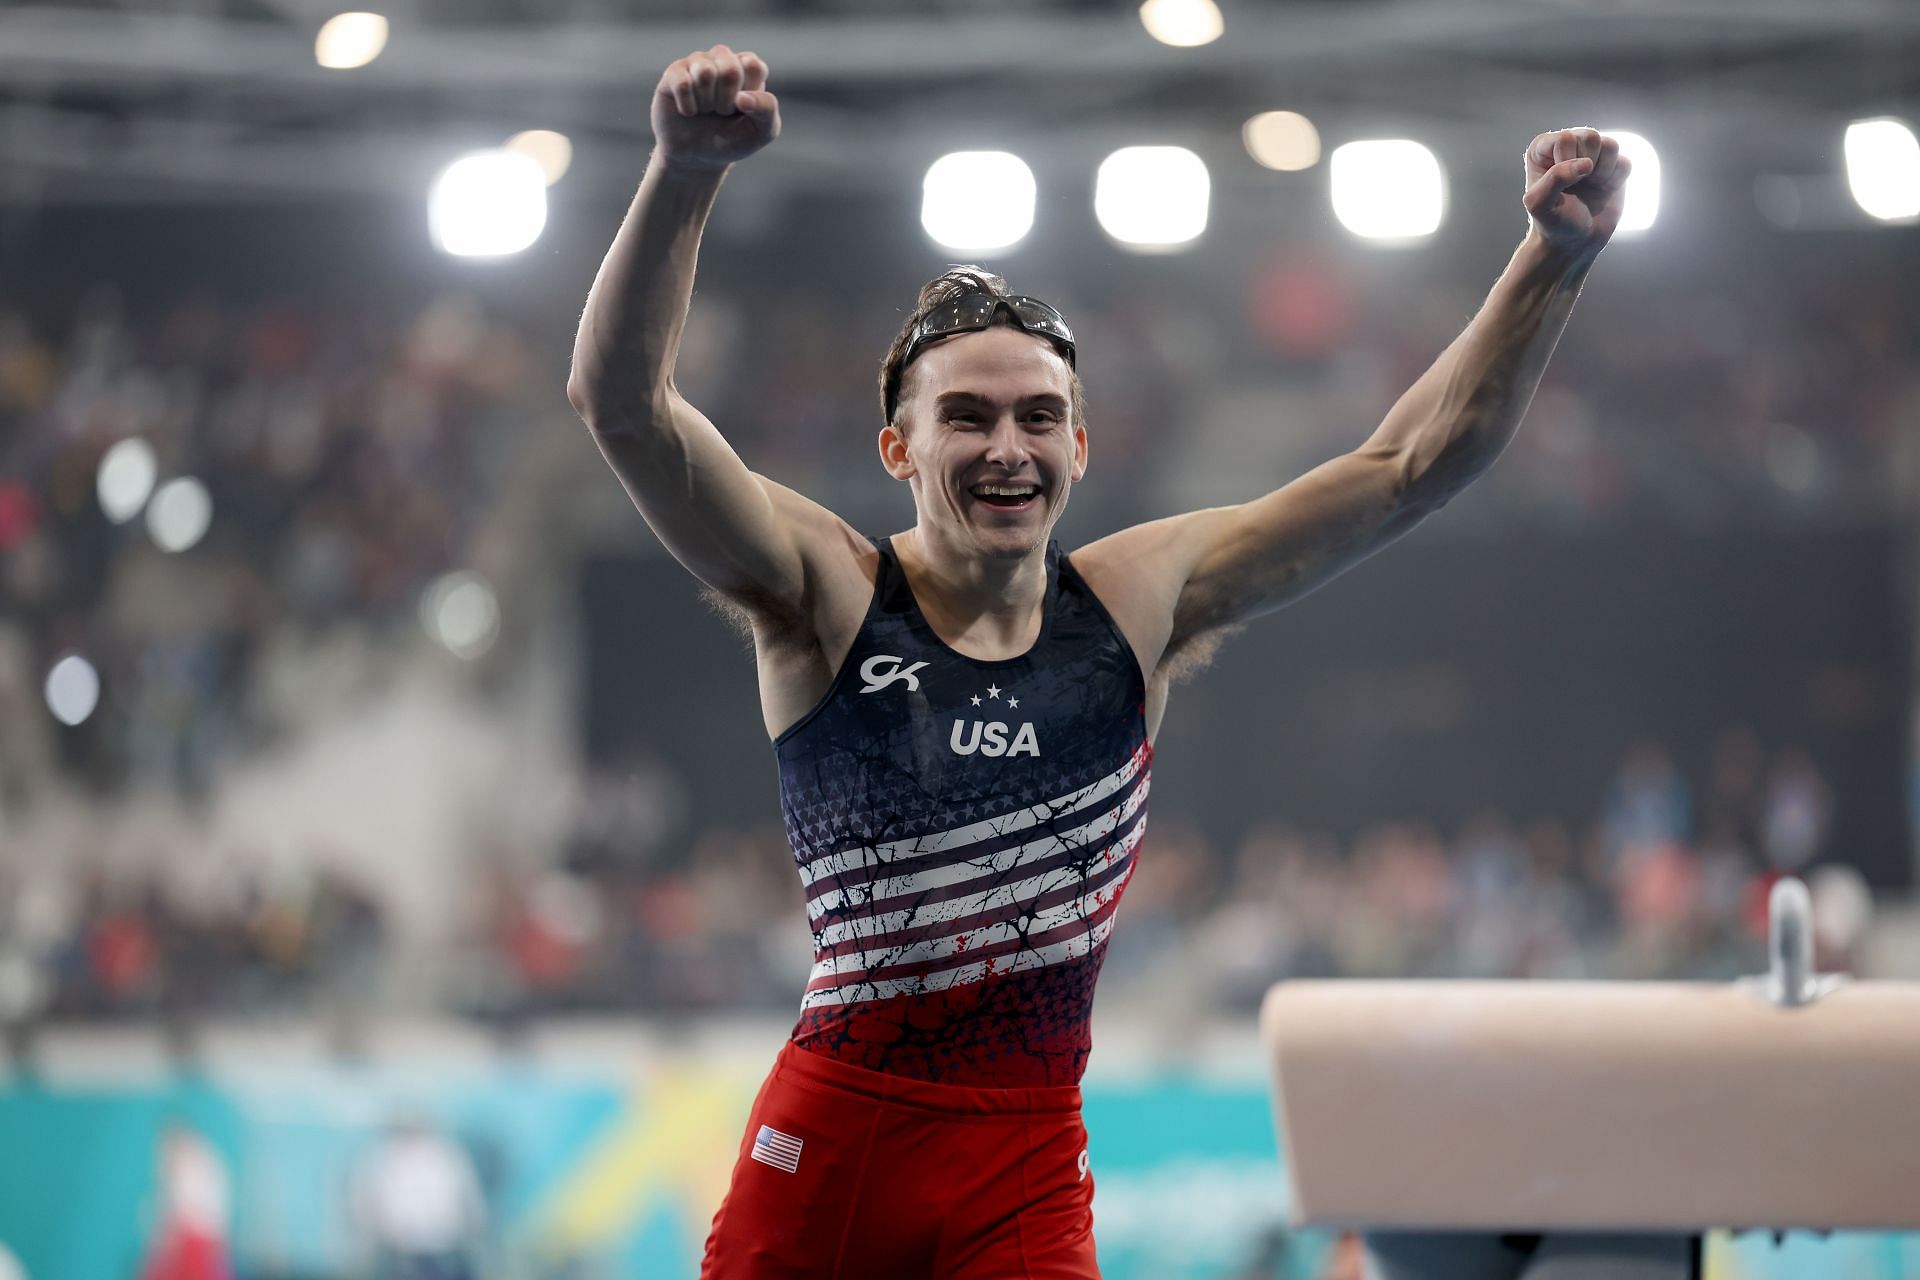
[966,683,1021,711]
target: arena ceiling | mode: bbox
[0,0,1916,204]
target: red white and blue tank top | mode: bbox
[773,535,1152,1087]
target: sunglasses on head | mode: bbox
[887,292,1077,423]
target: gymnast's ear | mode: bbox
[879,420,915,480]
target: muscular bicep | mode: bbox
[1171,441,1430,642]
[582,391,817,613]
[1071,443,1433,695]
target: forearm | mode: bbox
[567,156,729,422]
[1373,229,1599,509]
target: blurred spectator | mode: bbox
[139,1121,232,1280]
[350,1116,487,1280]
[1451,810,1530,977]
[1808,862,1874,973]
[1702,726,1766,855]
[1762,747,1832,871]
[1598,740,1691,862]
[1102,818,1217,998]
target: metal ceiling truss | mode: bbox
[0,0,1913,202]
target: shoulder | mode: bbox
[730,473,881,643]
[1069,507,1238,681]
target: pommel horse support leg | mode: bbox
[1258,879,1920,1279]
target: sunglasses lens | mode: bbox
[1008,297,1072,346]
[927,294,995,337]
[901,293,1076,384]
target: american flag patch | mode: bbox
[750,1124,804,1174]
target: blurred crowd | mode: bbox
[674,245,1920,531]
[0,726,1875,1029]
[3,247,1918,796]
[0,254,1910,1032]
[0,857,385,1025]
[0,289,587,802]
[470,726,1871,1024]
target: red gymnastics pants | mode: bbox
[701,1041,1101,1279]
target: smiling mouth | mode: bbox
[969,483,1041,511]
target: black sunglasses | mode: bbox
[887,293,1077,423]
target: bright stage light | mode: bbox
[1139,0,1224,48]
[97,437,157,524]
[315,12,389,70]
[146,477,211,553]
[1330,139,1445,242]
[429,150,549,258]
[921,151,1036,252]
[1243,111,1321,172]
[1844,118,1920,222]
[1094,146,1210,251]
[506,129,573,186]
[1600,130,1661,235]
[44,653,100,727]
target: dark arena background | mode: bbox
[2,1,1918,1277]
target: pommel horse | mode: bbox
[1259,878,1920,1279]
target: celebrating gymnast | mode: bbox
[567,42,1631,1279]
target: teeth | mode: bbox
[973,485,1038,498]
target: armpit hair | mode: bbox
[698,585,757,649]
[1156,623,1242,687]
[697,583,808,653]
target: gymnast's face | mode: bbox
[879,324,1087,561]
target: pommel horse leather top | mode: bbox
[1260,884,1920,1233]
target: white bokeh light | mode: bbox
[506,129,573,186]
[1844,117,1920,222]
[1600,129,1661,235]
[429,150,549,258]
[145,477,212,553]
[44,653,100,727]
[1094,146,1210,250]
[314,12,389,70]
[1138,0,1223,47]
[921,151,1036,252]
[1330,139,1446,241]
[421,570,501,660]
[96,437,158,524]
[1243,111,1321,172]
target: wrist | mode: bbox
[1519,226,1602,282]
[651,152,734,184]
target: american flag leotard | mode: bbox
[772,535,1151,1087]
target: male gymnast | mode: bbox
[567,42,1629,1280]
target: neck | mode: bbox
[895,524,1050,649]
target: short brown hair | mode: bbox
[878,266,1086,433]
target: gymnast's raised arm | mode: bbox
[1086,128,1633,675]
[567,44,833,619]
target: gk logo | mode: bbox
[859,654,929,693]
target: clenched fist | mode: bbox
[1522,127,1632,255]
[651,44,781,172]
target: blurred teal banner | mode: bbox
[0,1066,1911,1279]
